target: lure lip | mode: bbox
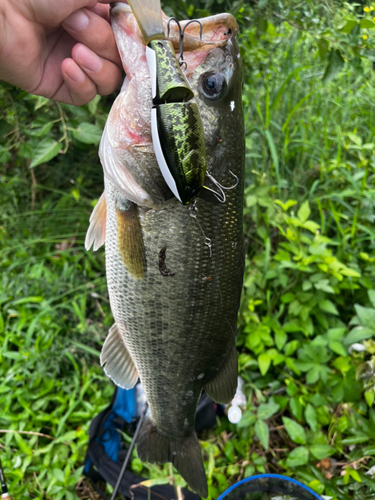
[150,108,182,203]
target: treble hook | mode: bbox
[203,171,239,204]
[167,18,203,69]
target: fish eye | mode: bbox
[201,72,227,101]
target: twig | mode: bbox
[177,486,184,500]
[33,472,46,496]
[0,430,54,440]
[56,102,69,154]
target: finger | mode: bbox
[88,4,111,22]
[72,43,122,95]
[62,8,121,67]
[58,58,97,105]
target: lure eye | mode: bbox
[201,73,227,101]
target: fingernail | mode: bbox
[65,61,85,83]
[63,10,89,31]
[76,45,103,73]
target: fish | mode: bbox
[85,1,244,496]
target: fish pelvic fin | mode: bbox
[204,345,238,404]
[100,323,138,389]
[85,192,106,251]
[137,416,208,498]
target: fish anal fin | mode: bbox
[85,192,107,251]
[137,416,208,498]
[116,199,146,279]
[204,345,238,404]
[100,323,138,389]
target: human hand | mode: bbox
[0,1,122,105]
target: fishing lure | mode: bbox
[128,0,207,205]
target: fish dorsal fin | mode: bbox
[85,192,107,251]
[100,323,138,389]
[204,344,238,404]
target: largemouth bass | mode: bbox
[85,2,244,496]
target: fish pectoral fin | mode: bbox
[116,199,146,279]
[204,345,238,404]
[85,192,107,251]
[100,323,138,389]
[137,416,208,498]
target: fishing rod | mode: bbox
[0,456,11,500]
[110,402,148,500]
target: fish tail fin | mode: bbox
[127,0,164,44]
[137,416,208,498]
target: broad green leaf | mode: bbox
[309,444,335,460]
[344,326,375,345]
[369,290,375,309]
[341,267,360,278]
[286,446,309,467]
[275,329,287,350]
[349,469,362,482]
[88,95,101,115]
[14,433,32,455]
[316,38,329,60]
[30,138,61,168]
[342,435,368,444]
[27,116,54,137]
[360,19,375,29]
[340,20,358,33]
[323,49,345,84]
[237,410,257,428]
[298,201,310,223]
[34,96,50,110]
[318,300,338,315]
[303,220,320,233]
[290,396,303,421]
[254,419,269,450]
[365,389,375,407]
[355,304,375,328]
[305,404,317,432]
[274,199,297,211]
[257,401,280,420]
[282,417,306,444]
[52,469,65,483]
[223,440,235,462]
[73,122,102,145]
[328,340,347,356]
[258,352,271,375]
